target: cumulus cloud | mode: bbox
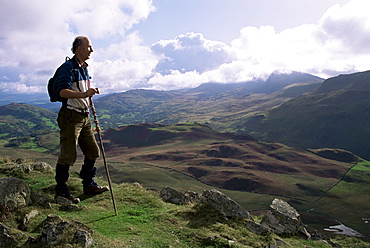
[0,0,155,94]
[1,0,370,94]
[147,0,370,90]
[151,32,236,74]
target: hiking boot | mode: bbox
[84,185,109,195]
[55,193,81,204]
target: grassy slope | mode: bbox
[1,158,369,248]
[244,71,370,161]
[100,123,370,236]
[1,123,370,243]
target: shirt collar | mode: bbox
[73,56,88,68]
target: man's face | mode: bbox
[79,38,94,61]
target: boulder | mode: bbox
[202,189,250,219]
[246,220,272,235]
[33,162,52,172]
[260,198,301,235]
[0,177,31,210]
[30,191,52,209]
[0,223,18,247]
[0,222,28,247]
[160,187,201,205]
[31,214,94,247]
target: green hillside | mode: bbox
[0,156,369,247]
[0,103,58,138]
[243,70,370,161]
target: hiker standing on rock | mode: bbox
[54,36,108,203]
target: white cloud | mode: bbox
[151,32,236,74]
[0,0,156,94]
[1,0,370,94]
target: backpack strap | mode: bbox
[68,57,81,91]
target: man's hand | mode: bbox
[85,88,98,97]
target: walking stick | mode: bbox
[89,93,118,216]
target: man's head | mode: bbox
[72,36,93,63]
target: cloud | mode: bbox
[152,32,236,74]
[147,0,370,91]
[1,0,370,95]
[0,0,155,94]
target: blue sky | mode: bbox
[1,0,369,95]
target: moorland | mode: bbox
[0,69,370,244]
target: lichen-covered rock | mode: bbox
[160,187,201,205]
[33,162,52,172]
[32,214,94,247]
[261,198,301,234]
[0,222,27,247]
[246,220,272,235]
[0,177,31,210]
[0,223,18,247]
[202,189,250,219]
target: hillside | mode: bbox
[243,70,370,161]
[0,102,58,137]
[91,70,323,132]
[0,158,369,247]
[1,118,370,240]
[99,123,370,236]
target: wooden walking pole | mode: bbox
[89,92,118,216]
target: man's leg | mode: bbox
[79,157,109,195]
[79,118,108,195]
[55,163,80,203]
[55,108,83,203]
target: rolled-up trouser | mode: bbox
[57,107,100,166]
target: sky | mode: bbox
[1,0,369,95]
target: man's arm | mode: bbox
[60,88,97,99]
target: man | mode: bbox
[55,36,108,203]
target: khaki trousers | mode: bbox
[57,107,100,166]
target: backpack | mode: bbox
[48,57,79,102]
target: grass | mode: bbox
[0,156,370,247]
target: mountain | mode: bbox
[243,70,370,160]
[93,70,323,130]
[101,123,370,235]
[0,102,58,137]
[254,70,324,94]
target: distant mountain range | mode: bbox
[244,70,370,160]
[3,69,370,161]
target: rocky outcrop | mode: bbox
[24,215,94,247]
[202,189,250,219]
[0,160,52,175]
[160,187,202,205]
[160,187,250,219]
[260,198,301,234]
[0,177,31,210]
[0,223,23,247]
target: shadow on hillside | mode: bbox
[85,215,117,224]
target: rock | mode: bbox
[0,223,18,247]
[30,191,52,209]
[54,196,82,211]
[246,220,272,235]
[160,187,201,205]
[19,209,40,231]
[32,214,94,247]
[202,189,250,219]
[18,164,32,173]
[33,162,52,172]
[260,198,301,235]
[74,229,94,247]
[0,177,31,210]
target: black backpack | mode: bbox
[48,57,79,102]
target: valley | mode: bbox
[1,69,370,239]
